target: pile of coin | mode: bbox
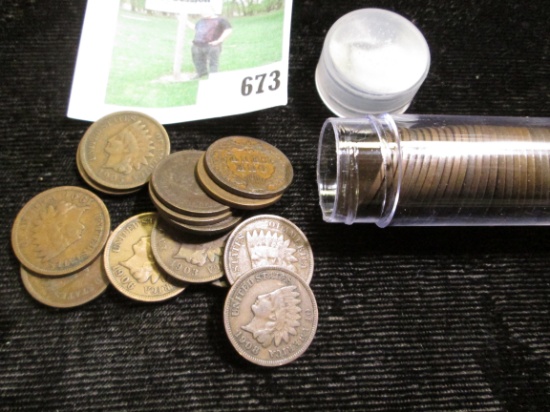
[12,111,318,367]
[196,136,294,209]
[11,186,111,308]
[76,111,171,195]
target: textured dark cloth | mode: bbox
[1,1,549,411]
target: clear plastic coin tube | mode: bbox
[317,113,550,226]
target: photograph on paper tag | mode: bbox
[68,0,293,124]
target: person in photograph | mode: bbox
[190,8,232,79]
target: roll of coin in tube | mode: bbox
[315,8,430,117]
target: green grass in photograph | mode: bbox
[106,8,285,108]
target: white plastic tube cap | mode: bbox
[316,8,430,117]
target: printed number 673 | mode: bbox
[241,71,281,96]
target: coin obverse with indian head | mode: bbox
[103,212,185,302]
[11,186,111,277]
[224,266,318,367]
[80,111,170,191]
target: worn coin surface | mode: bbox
[148,182,232,226]
[196,154,283,209]
[224,266,318,367]
[151,150,230,216]
[151,219,227,283]
[20,253,109,308]
[11,186,111,277]
[104,212,185,302]
[204,136,293,199]
[164,210,244,236]
[80,111,170,190]
[76,141,140,196]
[223,214,314,285]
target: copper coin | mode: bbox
[103,212,185,302]
[80,111,170,191]
[223,214,314,285]
[150,219,227,283]
[162,210,243,236]
[150,150,230,216]
[76,141,140,195]
[224,266,318,367]
[148,182,232,226]
[196,154,283,209]
[20,253,109,308]
[204,136,293,199]
[11,186,111,277]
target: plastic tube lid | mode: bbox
[315,8,431,117]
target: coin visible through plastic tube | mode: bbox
[223,266,318,367]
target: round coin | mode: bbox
[80,111,170,191]
[104,212,185,302]
[11,186,111,276]
[20,253,109,308]
[77,141,141,196]
[204,136,293,199]
[223,214,314,285]
[151,219,228,283]
[224,266,318,367]
[196,154,283,209]
[149,182,232,226]
[151,150,230,216]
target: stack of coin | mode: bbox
[360,125,550,223]
[77,111,171,195]
[11,186,111,307]
[149,150,243,235]
[196,136,293,209]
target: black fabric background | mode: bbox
[2,1,550,410]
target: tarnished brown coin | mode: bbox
[104,212,185,302]
[76,141,140,195]
[224,266,318,367]
[196,154,283,210]
[151,150,230,216]
[80,111,170,191]
[11,186,111,277]
[151,219,227,283]
[223,214,314,285]
[204,136,293,199]
[148,183,232,226]
[163,210,243,236]
[20,253,109,308]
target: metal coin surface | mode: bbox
[150,219,227,283]
[104,212,185,302]
[11,186,111,277]
[20,253,109,308]
[148,183,232,226]
[196,154,283,209]
[80,111,170,190]
[151,150,230,216]
[224,266,318,367]
[204,136,293,199]
[76,141,140,195]
[223,214,314,285]
[164,210,243,236]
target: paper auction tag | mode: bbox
[68,0,293,124]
